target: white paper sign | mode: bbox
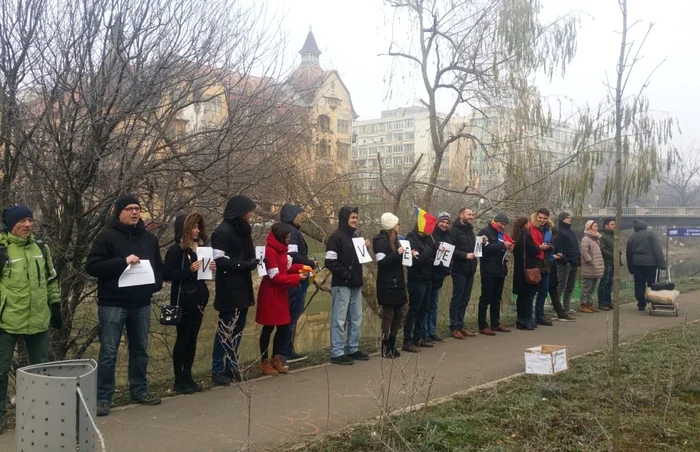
[433,242,455,268]
[255,246,267,277]
[474,236,485,257]
[197,247,213,280]
[352,237,373,264]
[118,260,156,288]
[399,240,412,267]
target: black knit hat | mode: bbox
[3,205,33,232]
[114,194,140,215]
[558,211,572,222]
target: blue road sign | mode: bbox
[667,228,700,237]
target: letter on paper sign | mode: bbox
[433,242,455,268]
[118,260,156,288]
[352,237,373,264]
[197,247,213,280]
[399,240,412,267]
[474,236,485,257]
[256,246,267,277]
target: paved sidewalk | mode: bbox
[2,295,698,451]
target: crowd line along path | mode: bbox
[2,293,698,451]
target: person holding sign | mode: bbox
[256,223,309,375]
[477,213,513,336]
[210,195,259,386]
[86,195,164,417]
[373,213,407,359]
[422,212,452,344]
[163,212,215,394]
[325,206,371,365]
[448,207,478,339]
[403,210,438,353]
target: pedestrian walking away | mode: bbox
[626,219,666,311]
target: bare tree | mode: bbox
[660,146,700,207]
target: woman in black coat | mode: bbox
[373,213,407,358]
[511,216,539,330]
[163,212,215,394]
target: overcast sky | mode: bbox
[272,0,698,147]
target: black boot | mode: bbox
[173,375,195,395]
[381,338,392,358]
[389,336,401,358]
[184,373,202,392]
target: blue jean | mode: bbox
[97,304,151,403]
[330,286,363,358]
[282,279,309,358]
[449,273,474,330]
[422,287,441,337]
[211,309,248,374]
[598,265,614,307]
[535,272,551,322]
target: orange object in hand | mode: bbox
[300,265,314,274]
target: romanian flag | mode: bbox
[414,205,437,234]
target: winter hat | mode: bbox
[3,205,33,232]
[380,212,399,231]
[558,211,572,223]
[584,220,596,231]
[114,194,140,215]
[437,212,451,223]
[494,212,510,224]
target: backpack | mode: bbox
[0,239,57,282]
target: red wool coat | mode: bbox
[255,231,303,326]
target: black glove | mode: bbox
[50,303,62,329]
[242,259,260,271]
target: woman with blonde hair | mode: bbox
[579,220,604,313]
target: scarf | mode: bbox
[528,224,545,260]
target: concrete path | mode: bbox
[2,294,698,451]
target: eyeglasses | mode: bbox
[123,207,141,213]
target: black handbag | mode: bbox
[160,255,184,325]
[650,269,674,291]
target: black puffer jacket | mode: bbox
[325,206,363,287]
[553,221,580,266]
[280,204,315,267]
[211,195,256,312]
[431,227,451,288]
[86,217,164,308]
[449,220,477,275]
[163,215,210,309]
[626,220,666,271]
[373,230,407,306]
[406,230,437,284]
[512,229,539,296]
[479,222,508,278]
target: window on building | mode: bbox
[393,120,403,129]
[368,147,377,156]
[404,143,415,152]
[359,147,367,156]
[351,147,358,157]
[385,134,392,142]
[404,119,414,128]
[359,159,367,167]
[318,115,331,131]
[393,156,402,165]
[403,155,414,164]
[405,131,415,140]
[392,144,402,154]
[376,123,386,132]
[338,142,350,160]
[393,133,403,141]
[316,139,330,158]
[337,119,350,134]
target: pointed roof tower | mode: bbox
[299,27,321,67]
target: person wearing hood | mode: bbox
[422,212,452,343]
[626,219,666,311]
[597,218,617,311]
[210,195,258,385]
[0,205,61,432]
[163,212,214,394]
[448,207,478,339]
[325,205,370,365]
[579,220,605,313]
[256,223,309,376]
[279,204,316,365]
[373,213,407,358]
[554,212,581,315]
[477,212,514,335]
[403,221,438,353]
[86,195,164,417]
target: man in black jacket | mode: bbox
[626,219,666,311]
[280,204,316,364]
[325,206,370,365]
[554,212,580,315]
[86,195,163,417]
[210,195,258,385]
[448,207,478,339]
[477,213,514,335]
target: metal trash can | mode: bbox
[15,359,104,451]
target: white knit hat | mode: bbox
[380,212,399,231]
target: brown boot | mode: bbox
[459,328,476,337]
[451,330,465,340]
[579,303,593,314]
[271,355,288,374]
[589,304,600,312]
[260,359,279,376]
[402,342,420,353]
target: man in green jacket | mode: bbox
[597,218,616,311]
[0,205,61,433]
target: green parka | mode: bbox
[0,232,60,335]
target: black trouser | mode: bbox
[449,272,474,331]
[173,307,204,380]
[516,293,535,323]
[404,280,431,344]
[548,266,565,315]
[259,324,290,360]
[633,265,658,309]
[478,276,505,329]
[381,304,405,339]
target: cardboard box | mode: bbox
[524,345,568,375]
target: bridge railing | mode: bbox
[582,207,700,217]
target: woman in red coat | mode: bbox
[256,223,310,375]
